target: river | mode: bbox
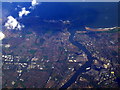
[60,28,97,89]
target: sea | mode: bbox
[2,2,118,32]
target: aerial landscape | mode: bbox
[1,0,120,89]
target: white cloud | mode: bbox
[4,16,24,30]
[0,32,5,40]
[4,0,41,31]
[31,0,38,7]
[29,0,39,9]
[19,7,30,18]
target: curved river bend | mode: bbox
[60,29,96,89]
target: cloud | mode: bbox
[31,0,39,7]
[0,32,5,40]
[29,0,39,9]
[19,7,30,18]
[4,0,41,31]
[4,16,24,30]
